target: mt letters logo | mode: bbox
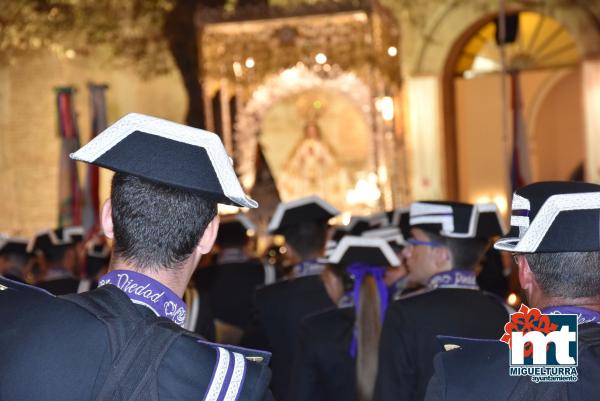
[500,304,578,383]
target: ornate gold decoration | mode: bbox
[234,64,373,190]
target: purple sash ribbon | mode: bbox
[347,263,388,358]
[428,270,479,290]
[293,259,324,277]
[99,269,187,326]
[541,306,600,325]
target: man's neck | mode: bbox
[108,260,193,298]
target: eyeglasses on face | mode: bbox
[406,238,442,248]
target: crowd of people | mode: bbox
[1,113,599,401]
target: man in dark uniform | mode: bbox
[31,226,84,295]
[195,213,265,344]
[0,113,271,401]
[424,181,600,401]
[290,235,402,401]
[244,195,338,401]
[373,201,510,401]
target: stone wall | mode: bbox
[0,50,186,236]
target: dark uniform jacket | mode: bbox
[424,323,600,401]
[245,274,334,401]
[0,276,272,401]
[37,276,81,295]
[289,306,357,401]
[198,258,265,329]
[373,288,509,401]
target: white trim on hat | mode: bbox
[495,192,600,253]
[512,194,530,210]
[391,207,409,227]
[26,229,59,253]
[443,203,505,239]
[27,227,83,253]
[70,113,257,209]
[346,216,371,231]
[510,194,531,233]
[0,236,28,252]
[267,195,339,233]
[362,226,406,246]
[63,226,85,242]
[317,239,338,264]
[327,236,400,267]
[369,212,389,227]
[410,203,454,233]
[86,241,111,258]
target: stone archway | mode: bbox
[442,8,589,204]
[378,0,600,200]
[380,0,600,77]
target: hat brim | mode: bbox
[493,237,520,252]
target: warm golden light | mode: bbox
[507,293,519,306]
[346,173,381,206]
[583,60,600,183]
[341,212,352,226]
[473,194,508,216]
[377,96,394,121]
[245,57,255,69]
[273,235,285,246]
[387,46,398,57]
[315,53,327,65]
[232,61,243,77]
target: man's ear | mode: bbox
[433,246,451,270]
[517,254,535,293]
[101,199,114,240]
[197,215,220,255]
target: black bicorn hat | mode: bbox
[70,113,257,209]
[325,236,400,267]
[361,226,406,247]
[268,195,339,234]
[86,238,111,260]
[27,226,85,254]
[409,201,505,240]
[390,207,411,240]
[320,215,382,262]
[217,213,256,241]
[0,235,29,256]
[495,181,600,253]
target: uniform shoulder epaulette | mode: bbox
[395,285,436,301]
[179,332,271,400]
[0,276,54,296]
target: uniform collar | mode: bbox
[293,259,324,277]
[45,268,74,281]
[99,269,187,326]
[428,270,479,290]
[541,305,600,325]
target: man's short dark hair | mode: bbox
[525,252,600,298]
[281,220,328,260]
[427,231,490,270]
[111,173,217,270]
